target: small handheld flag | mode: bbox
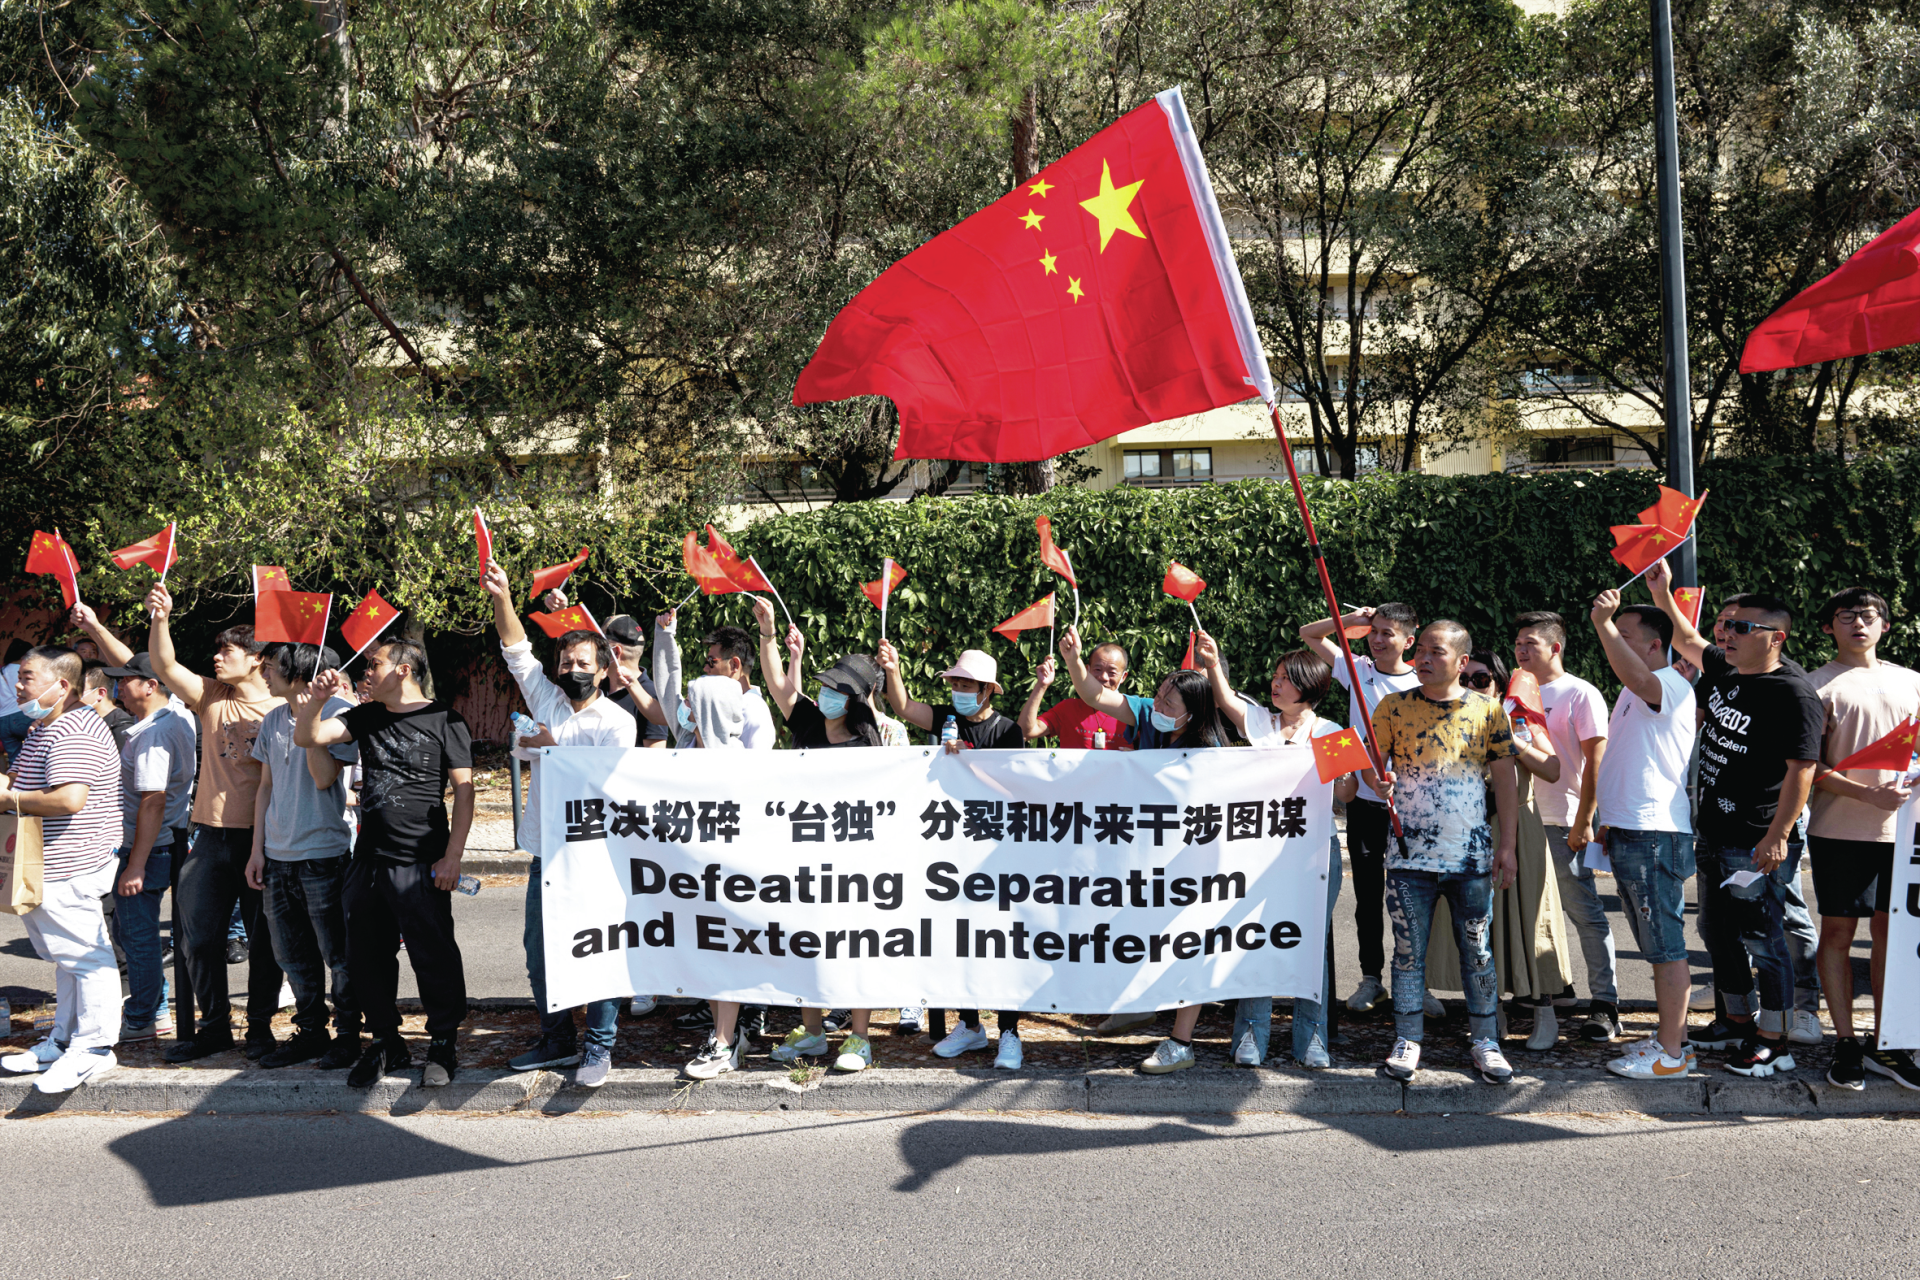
[110,523,178,584]
[473,509,493,582]
[528,547,590,603]
[256,590,332,645]
[682,531,736,595]
[1504,669,1548,726]
[707,526,775,593]
[864,559,907,641]
[1310,725,1374,785]
[1672,586,1705,630]
[1180,630,1197,671]
[992,593,1056,643]
[1638,486,1708,539]
[26,529,82,609]
[341,589,401,659]
[1037,517,1080,628]
[254,565,291,595]
[529,604,605,639]
[1163,561,1206,632]
[1830,717,1919,774]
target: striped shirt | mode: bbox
[11,707,122,880]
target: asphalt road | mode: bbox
[3,1110,1914,1279]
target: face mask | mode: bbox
[817,688,849,719]
[676,700,693,729]
[18,686,61,721]
[555,670,598,702]
[1150,708,1185,734]
[951,691,981,716]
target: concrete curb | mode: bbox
[4,1065,1917,1118]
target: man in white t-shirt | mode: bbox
[706,612,775,750]
[1515,609,1619,1040]
[1302,602,1421,1013]
[1589,596,1697,1079]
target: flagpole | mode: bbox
[749,555,797,633]
[674,585,700,611]
[1063,547,1080,630]
[1614,531,1695,594]
[314,597,332,682]
[1186,600,1202,636]
[879,557,893,643]
[160,522,176,589]
[1264,404,1405,839]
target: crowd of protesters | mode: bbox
[2,558,1915,1097]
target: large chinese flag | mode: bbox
[794,87,1274,462]
[1742,206,1920,373]
[256,590,331,645]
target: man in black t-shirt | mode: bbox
[298,640,474,1089]
[1680,594,1823,1078]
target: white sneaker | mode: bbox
[1384,1037,1421,1080]
[1141,1038,1195,1074]
[1688,981,1715,1012]
[933,1024,989,1058]
[1096,1010,1156,1033]
[684,1032,744,1080]
[1,1036,64,1074]
[896,1005,924,1034]
[154,1007,176,1037]
[36,1047,116,1093]
[833,1033,872,1072]
[278,980,295,1011]
[1525,1004,1558,1051]
[993,1031,1024,1070]
[1347,976,1387,1013]
[1607,1042,1692,1080]
[1423,991,1445,1020]
[1788,1010,1824,1046]
[1470,1037,1513,1085]
[1233,1030,1262,1066]
[769,1028,828,1064]
[628,994,657,1018]
[1295,1033,1331,1070]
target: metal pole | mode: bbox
[1652,0,1696,590]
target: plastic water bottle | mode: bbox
[941,716,958,749]
[1511,722,1532,746]
[1092,726,1107,750]
[453,874,482,896]
[511,712,538,741]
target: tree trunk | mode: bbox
[1008,85,1055,495]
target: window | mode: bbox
[1172,449,1211,478]
[1125,448,1212,485]
[1290,445,1380,476]
[1124,450,1162,480]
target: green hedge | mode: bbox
[667,454,1920,717]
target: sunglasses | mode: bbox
[1725,620,1782,636]
[1462,671,1497,690]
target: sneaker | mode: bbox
[1788,1010,1824,1046]
[260,1029,331,1069]
[1826,1037,1866,1091]
[1233,1030,1262,1067]
[510,1034,581,1072]
[1095,1010,1156,1034]
[896,1005,925,1035]
[933,1024,989,1058]
[278,980,295,1011]
[1552,985,1579,1008]
[993,1031,1023,1070]
[1384,1038,1421,1080]
[243,1034,278,1062]
[36,1047,116,1093]
[834,1033,873,1073]
[1423,991,1445,1020]
[627,994,657,1019]
[164,1026,236,1062]
[770,1028,829,1063]
[1688,981,1716,1012]
[1607,1042,1692,1080]
[1863,1046,1920,1090]
[1346,975,1387,1013]
[118,1020,158,1044]
[1470,1037,1513,1085]
[1295,1034,1330,1070]
[1687,1018,1752,1051]
[822,1009,853,1034]
[684,1032,744,1079]
[225,938,248,965]
[347,1035,411,1088]
[1,1035,65,1074]
[1724,1036,1796,1078]
[672,1004,715,1033]
[1580,1002,1622,1042]
[1140,1038,1195,1074]
[422,1035,457,1087]
[575,1044,612,1088]
[738,1004,768,1041]
[317,1034,361,1071]
[154,1007,176,1038]
[1525,1004,1558,1051]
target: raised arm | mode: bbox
[1059,625,1132,721]
[876,638,935,732]
[482,560,529,650]
[1298,607,1371,668]
[650,611,683,733]
[1590,589,1666,706]
[751,597,798,717]
[69,603,135,667]
[294,669,355,747]
[1195,632,1249,738]
[141,584,209,712]
[303,689,346,790]
[1017,657,1058,740]
[1644,559,1709,669]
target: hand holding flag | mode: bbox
[1830,717,1919,774]
[341,589,401,659]
[863,559,907,641]
[473,509,493,582]
[1311,725,1375,785]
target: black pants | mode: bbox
[263,855,358,1037]
[1347,799,1391,979]
[178,824,284,1040]
[929,1010,1020,1038]
[345,856,467,1038]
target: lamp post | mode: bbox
[1652,0,1697,589]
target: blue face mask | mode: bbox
[951,691,981,717]
[817,688,849,719]
[1150,708,1185,734]
[18,687,60,721]
[676,700,693,729]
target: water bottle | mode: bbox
[511,712,538,742]
[941,715,958,748]
[453,874,482,896]
[1092,726,1107,750]
[1511,722,1532,746]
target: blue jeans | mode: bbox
[1697,842,1802,1019]
[1606,830,1693,965]
[1387,868,1498,1043]
[1545,824,1617,1004]
[110,844,173,1025]
[1232,837,1344,1064]
[263,855,358,1036]
[525,857,620,1050]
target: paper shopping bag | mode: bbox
[0,808,44,914]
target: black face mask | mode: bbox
[555,670,598,701]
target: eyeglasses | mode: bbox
[1462,671,1497,690]
[1725,620,1782,635]
[1833,609,1882,626]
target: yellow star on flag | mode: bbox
[1079,160,1145,251]
[1019,209,1044,231]
[1028,177,1054,197]
[1067,276,1084,303]
[1651,532,1667,543]
[1039,249,1058,276]
[1338,735,1354,747]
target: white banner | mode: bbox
[1881,791,1920,1049]
[535,745,1332,1015]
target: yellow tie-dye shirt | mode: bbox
[1369,688,1515,874]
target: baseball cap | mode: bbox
[102,652,160,680]
[603,614,644,647]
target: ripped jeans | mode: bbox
[1387,869,1498,1043]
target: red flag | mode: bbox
[1504,669,1548,727]
[529,604,604,639]
[256,590,331,645]
[1636,486,1708,540]
[1310,726,1374,785]
[1036,517,1078,589]
[706,526,775,593]
[254,565,291,595]
[26,529,81,609]
[794,88,1273,463]
[1742,205,1920,373]
[1180,630,1196,670]
[1672,586,1705,630]
[992,593,1056,641]
[110,523,177,576]
[473,508,493,582]
[1162,561,1207,602]
[340,589,401,657]
[861,561,909,610]
[1609,524,1685,576]
[1832,717,1919,773]
[682,531,742,596]
[528,547,590,603]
